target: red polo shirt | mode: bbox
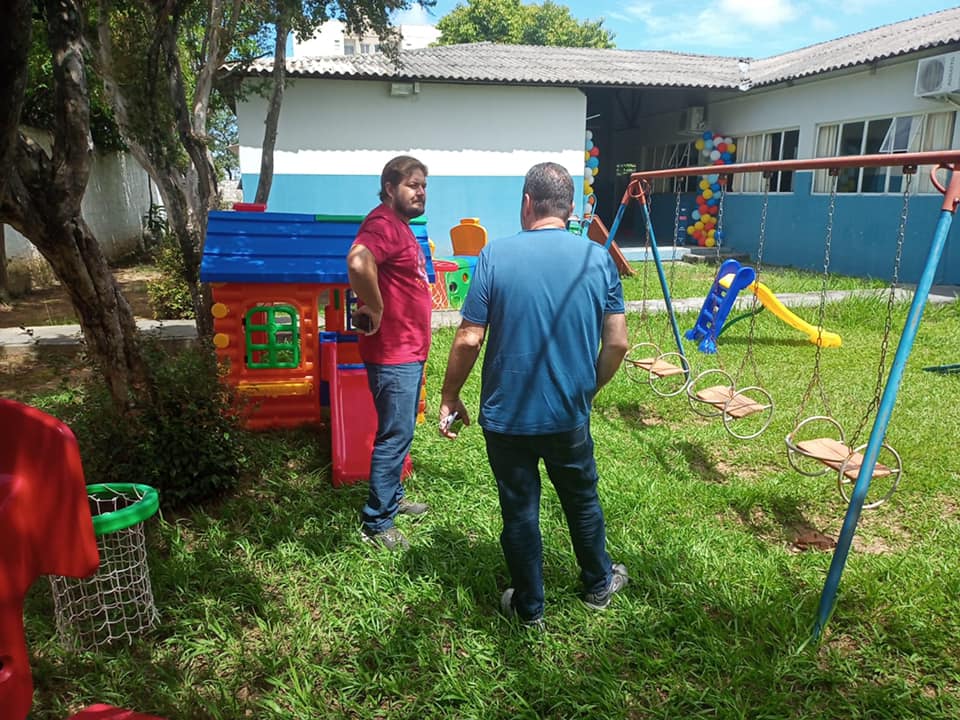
[351,204,432,364]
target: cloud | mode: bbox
[713,0,800,27]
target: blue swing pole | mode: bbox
[604,182,688,365]
[812,164,960,641]
[638,198,688,365]
[603,186,630,251]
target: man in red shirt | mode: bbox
[347,156,433,551]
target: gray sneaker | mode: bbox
[397,498,430,517]
[360,526,410,551]
[582,563,629,610]
[500,588,545,631]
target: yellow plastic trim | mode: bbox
[237,380,313,397]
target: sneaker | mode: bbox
[582,563,629,610]
[397,498,430,517]
[360,526,410,551]
[500,588,545,631]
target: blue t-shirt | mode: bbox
[460,228,625,435]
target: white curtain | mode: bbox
[813,124,840,193]
[918,111,956,193]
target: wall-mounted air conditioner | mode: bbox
[679,106,706,134]
[914,51,960,97]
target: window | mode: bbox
[643,142,698,193]
[361,43,371,54]
[244,305,300,369]
[732,129,799,193]
[344,42,356,56]
[814,111,955,193]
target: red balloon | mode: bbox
[590,147,600,157]
[717,143,727,153]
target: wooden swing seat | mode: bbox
[695,385,769,418]
[628,356,686,378]
[794,437,894,481]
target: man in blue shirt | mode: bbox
[438,162,630,628]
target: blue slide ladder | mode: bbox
[685,259,756,354]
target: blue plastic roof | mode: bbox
[201,211,435,284]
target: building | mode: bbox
[236,8,960,285]
[291,20,439,57]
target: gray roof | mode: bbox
[246,6,960,91]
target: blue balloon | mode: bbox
[710,183,720,192]
[716,230,725,240]
[692,210,701,220]
[707,197,718,206]
[702,130,713,140]
[722,152,732,162]
[587,157,599,169]
[707,174,719,183]
[586,140,594,151]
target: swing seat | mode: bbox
[794,437,894,481]
[627,356,687,378]
[695,385,770,419]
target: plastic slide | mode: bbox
[328,363,414,488]
[746,280,842,348]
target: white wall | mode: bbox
[238,77,586,248]
[5,147,160,263]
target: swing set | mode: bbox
[605,148,960,641]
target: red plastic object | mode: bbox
[69,705,166,719]
[232,202,267,212]
[0,399,167,720]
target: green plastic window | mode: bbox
[245,304,300,369]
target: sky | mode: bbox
[394,0,959,58]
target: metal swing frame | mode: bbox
[616,149,960,642]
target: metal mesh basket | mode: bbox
[49,483,160,651]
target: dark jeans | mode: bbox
[483,422,613,621]
[362,361,424,533]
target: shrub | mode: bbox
[68,338,246,510]
[147,233,196,320]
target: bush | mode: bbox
[67,338,246,510]
[147,233,196,320]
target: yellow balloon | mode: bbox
[699,179,709,190]
[705,237,716,247]
[695,221,704,230]
[727,143,736,153]
[592,167,599,176]
[686,225,695,235]
[703,189,713,200]
[695,139,705,150]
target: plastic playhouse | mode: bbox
[434,218,487,309]
[200,210,435,487]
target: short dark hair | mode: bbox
[522,162,574,221]
[379,155,428,202]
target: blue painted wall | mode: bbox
[645,172,957,285]
[242,173,527,257]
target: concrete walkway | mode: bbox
[1,286,957,349]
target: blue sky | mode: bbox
[395,0,958,57]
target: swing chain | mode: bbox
[735,177,770,385]
[851,169,913,444]
[794,170,839,426]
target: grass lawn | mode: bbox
[20,266,960,719]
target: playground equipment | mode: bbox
[0,398,167,720]
[685,183,776,440]
[618,148,960,641]
[200,210,433,486]
[687,259,842,352]
[785,170,911,510]
[433,218,485,309]
[622,187,691,397]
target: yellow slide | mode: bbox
[749,281,842,348]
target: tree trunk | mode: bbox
[0,0,145,409]
[0,225,8,301]
[254,15,287,206]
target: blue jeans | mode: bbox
[483,422,613,622]
[362,361,424,533]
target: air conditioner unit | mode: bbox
[679,106,706,134]
[915,51,960,98]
